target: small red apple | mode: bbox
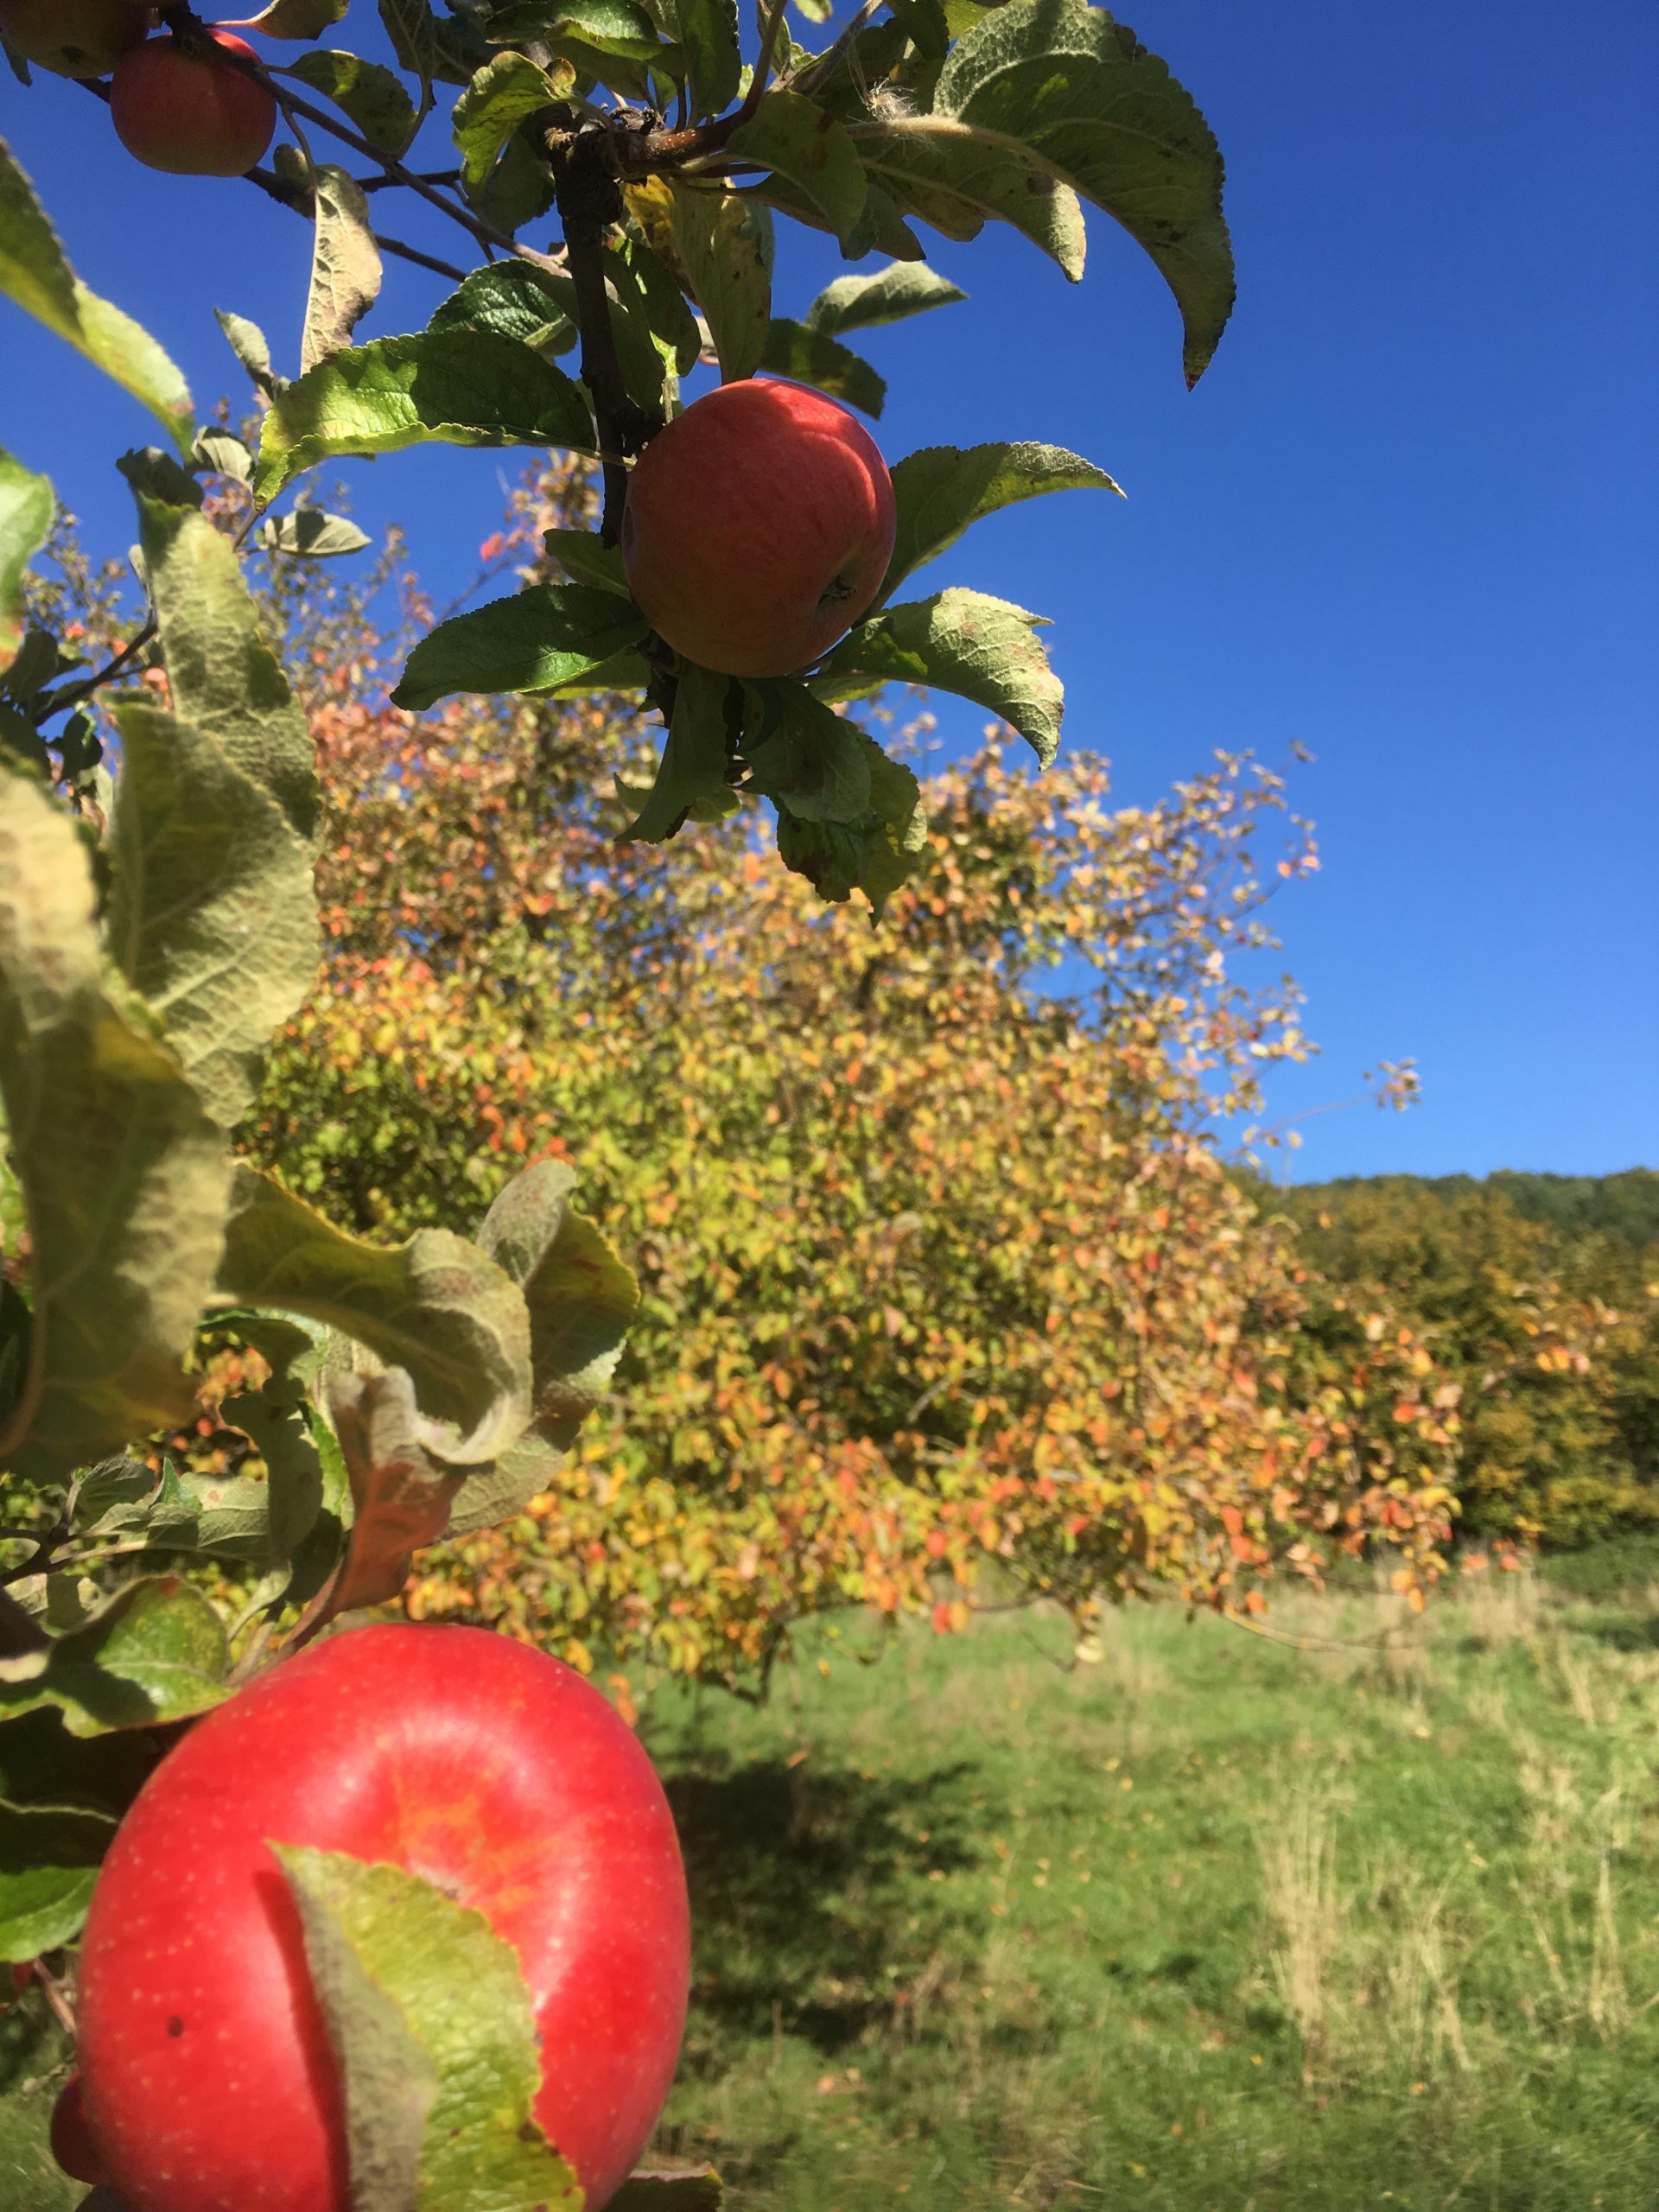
[622,377,897,678]
[109,30,276,177]
[0,0,145,78]
[50,2073,109,2187]
[74,1624,690,2212]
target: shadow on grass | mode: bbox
[1586,1613,1659,1651]
[664,1752,990,2063]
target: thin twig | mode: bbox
[33,1961,76,2039]
[35,620,157,725]
[359,168,462,192]
[739,0,792,126]
[371,232,468,283]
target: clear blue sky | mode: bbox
[2,3,1654,1181]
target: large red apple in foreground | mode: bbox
[110,30,276,176]
[622,378,897,677]
[74,1624,690,2212]
[0,0,145,78]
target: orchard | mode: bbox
[0,2,1450,2206]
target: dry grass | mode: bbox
[1255,1788,1343,2070]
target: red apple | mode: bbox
[622,377,897,677]
[75,1624,690,2212]
[110,30,276,177]
[50,2073,108,2187]
[0,0,145,78]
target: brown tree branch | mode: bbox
[550,130,662,545]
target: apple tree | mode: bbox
[0,0,1237,2202]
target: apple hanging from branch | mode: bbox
[623,378,898,679]
[109,27,276,177]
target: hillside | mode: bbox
[1290,1168,1659,1249]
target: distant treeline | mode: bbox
[1247,1170,1658,1550]
[1294,1168,1659,1250]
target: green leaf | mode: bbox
[236,0,350,36]
[543,647,651,696]
[760,318,883,416]
[253,331,594,506]
[75,1453,301,1567]
[514,0,665,60]
[607,236,702,386]
[215,307,285,402]
[612,2174,724,2210]
[0,767,232,1484]
[663,184,773,383]
[819,586,1063,764]
[728,89,868,250]
[615,234,703,373]
[301,168,383,375]
[289,50,419,156]
[101,466,320,1132]
[0,700,49,779]
[468,124,561,236]
[0,140,193,458]
[428,262,575,356]
[475,1158,640,1449]
[442,1432,562,1540]
[772,729,926,916]
[653,0,740,119]
[276,1847,584,2211]
[260,510,372,558]
[744,174,925,264]
[0,626,69,712]
[216,1165,533,1464]
[105,696,317,1138]
[219,1365,327,1559]
[0,1800,115,1958]
[542,527,630,594]
[591,250,683,417]
[391,584,648,711]
[452,52,566,188]
[193,428,255,484]
[931,0,1234,385]
[743,685,872,823]
[805,260,965,336]
[887,0,949,59]
[846,120,1085,278]
[0,1579,230,1737]
[620,663,734,842]
[0,446,51,676]
[379,0,440,103]
[118,453,321,848]
[0,1704,171,1820]
[880,438,1122,599]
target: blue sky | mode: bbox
[2,3,1654,1181]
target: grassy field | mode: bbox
[638,1554,1659,2211]
[4,1551,1657,2209]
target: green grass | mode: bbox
[639,1563,1659,2210]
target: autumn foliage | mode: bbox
[230,478,1454,1688]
